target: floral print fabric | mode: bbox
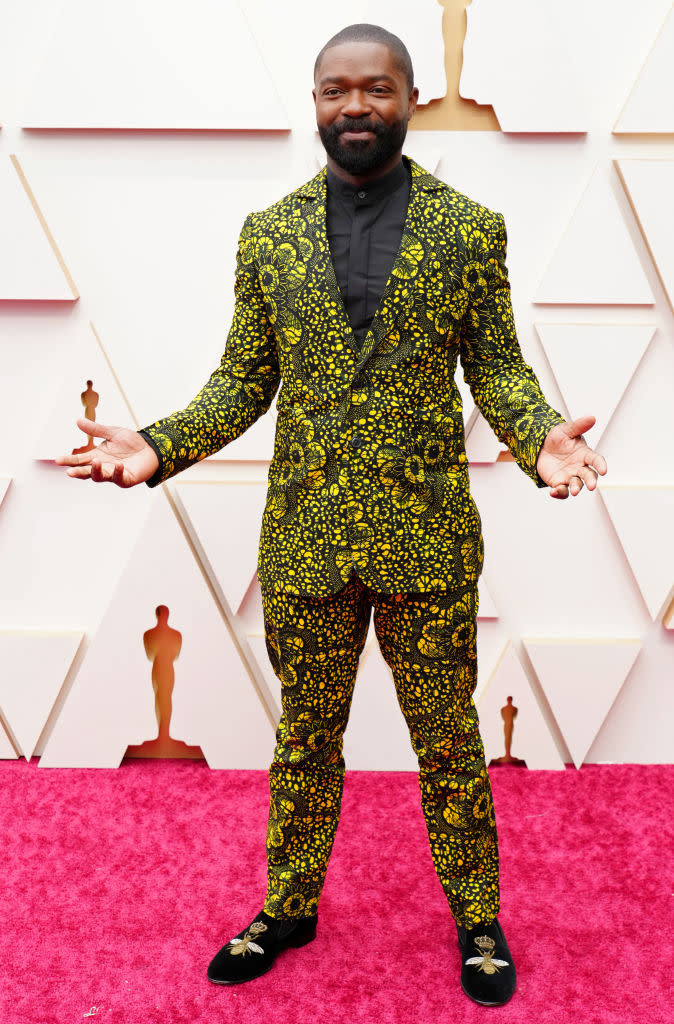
[142,158,565,596]
[262,572,500,929]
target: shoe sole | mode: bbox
[208,963,275,986]
[207,929,317,986]
[460,978,515,1007]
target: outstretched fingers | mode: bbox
[587,450,608,476]
[90,456,122,483]
[573,450,607,492]
[549,456,606,499]
[66,456,126,483]
[55,420,118,467]
[550,467,589,498]
[66,464,94,479]
[574,464,598,492]
[57,448,97,468]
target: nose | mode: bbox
[340,89,373,118]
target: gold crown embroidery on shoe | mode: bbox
[465,934,510,975]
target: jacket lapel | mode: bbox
[294,158,447,371]
[295,169,360,359]
[354,158,447,370]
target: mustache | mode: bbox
[334,118,385,136]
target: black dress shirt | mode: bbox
[326,158,411,347]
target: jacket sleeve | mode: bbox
[139,214,280,486]
[458,210,565,486]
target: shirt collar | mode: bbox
[326,157,409,203]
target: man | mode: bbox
[57,24,606,1007]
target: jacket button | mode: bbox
[350,434,364,449]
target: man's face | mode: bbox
[313,40,418,178]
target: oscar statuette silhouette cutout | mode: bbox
[72,380,99,455]
[489,696,527,767]
[125,605,203,760]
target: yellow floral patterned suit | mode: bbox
[142,158,565,597]
[141,157,565,928]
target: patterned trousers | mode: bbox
[260,571,500,929]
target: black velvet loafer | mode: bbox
[207,909,318,985]
[456,917,516,1006]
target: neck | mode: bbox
[325,150,404,187]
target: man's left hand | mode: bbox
[536,415,607,499]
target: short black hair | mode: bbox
[314,23,415,93]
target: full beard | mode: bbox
[318,115,408,176]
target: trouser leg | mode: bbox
[372,583,500,929]
[261,574,371,920]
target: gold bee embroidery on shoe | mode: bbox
[465,934,510,975]
[227,921,268,956]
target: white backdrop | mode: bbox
[0,0,672,770]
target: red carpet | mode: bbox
[1,759,672,1024]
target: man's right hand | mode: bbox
[55,418,159,488]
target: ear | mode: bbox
[312,88,317,107]
[408,86,419,120]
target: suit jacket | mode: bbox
[142,157,565,597]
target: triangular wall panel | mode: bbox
[535,323,655,444]
[34,323,135,460]
[0,717,18,759]
[465,412,505,464]
[246,633,281,724]
[238,574,265,631]
[0,478,11,511]
[456,373,477,434]
[614,7,674,134]
[21,0,289,129]
[174,480,267,614]
[477,577,499,620]
[0,156,77,300]
[664,597,674,630]
[600,485,674,621]
[534,167,654,305]
[342,636,419,771]
[616,160,674,315]
[397,132,447,177]
[523,638,641,768]
[477,642,566,770]
[0,632,84,759]
[39,493,275,768]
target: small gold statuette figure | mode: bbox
[464,934,510,975]
[227,920,268,956]
[489,695,526,767]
